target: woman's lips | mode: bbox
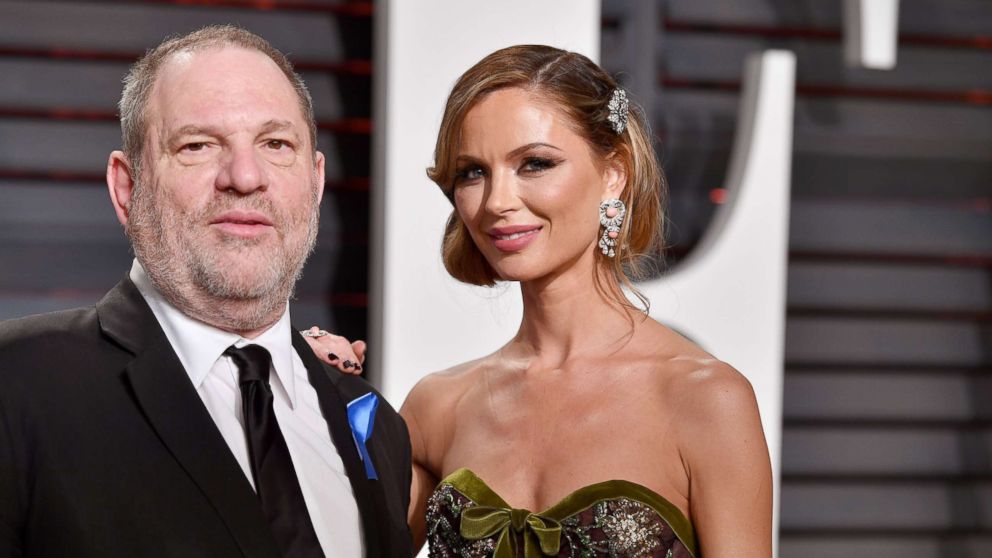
[489,225,542,252]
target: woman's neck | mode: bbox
[511,259,640,369]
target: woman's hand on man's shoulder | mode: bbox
[299,325,366,374]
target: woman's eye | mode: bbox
[454,165,485,183]
[522,157,557,172]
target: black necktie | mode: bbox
[225,345,325,558]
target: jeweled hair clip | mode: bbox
[607,88,629,135]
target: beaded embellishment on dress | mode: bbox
[424,469,696,558]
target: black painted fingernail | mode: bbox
[343,360,355,369]
[354,364,363,372]
[328,353,339,362]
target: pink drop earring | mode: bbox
[598,199,626,258]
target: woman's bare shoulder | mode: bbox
[400,354,498,471]
[669,359,756,415]
[637,319,758,416]
[659,357,764,462]
[638,330,772,554]
[401,354,493,420]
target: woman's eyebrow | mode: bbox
[455,154,483,164]
[455,142,562,164]
[507,142,563,158]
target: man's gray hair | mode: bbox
[118,25,318,179]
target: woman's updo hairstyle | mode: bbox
[427,44,666,310]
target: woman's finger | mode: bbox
[300,328,363,375]
[351,340,367,364]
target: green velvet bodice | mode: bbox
[425,468,697,558]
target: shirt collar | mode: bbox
[129,259,299,408]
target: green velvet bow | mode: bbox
[460,505,562,557]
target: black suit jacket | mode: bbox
[0,278,413,558]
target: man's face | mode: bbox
[127,46,323,329]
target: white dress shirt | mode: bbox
[130,260,364,557]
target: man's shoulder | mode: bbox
[0,305,100,353]
[0,305,115,404]
[333,372,399,415]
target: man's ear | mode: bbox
[314,150,326,205]
[107,151,137,226]
[601,153,628,200]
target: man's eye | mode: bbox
[182,142,207,152]
[266,139,288,150]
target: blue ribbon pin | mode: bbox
[346,392,379,480]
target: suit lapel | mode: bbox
[292,332,389,557]
[98,278,281,558]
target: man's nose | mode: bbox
[217,144,268,194]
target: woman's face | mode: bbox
[452,87,623,283]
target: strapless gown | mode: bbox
[425,468,697,557]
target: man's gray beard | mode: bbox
[127,179,320,333]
